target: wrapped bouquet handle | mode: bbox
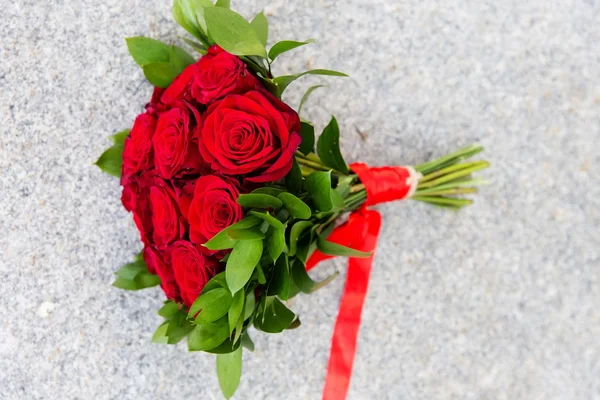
[95,1,490,398]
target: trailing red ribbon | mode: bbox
[305,163,418,400]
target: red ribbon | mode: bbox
[305,163,417,400]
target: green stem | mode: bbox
[419,161,487,184]
[418,161,490,189]
[295,156,330,172]
[412,196,473,207]
[415,145,483,174]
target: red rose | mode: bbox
[160,46,258,107]
[122,113,156,177]
[188,175,243,249]
[172,179,196,223]
[161,64,196,106]
[153,104,203,179]
[171,241,219,307]
[191,45,259,104]
[150,184,185,247]
[198,90,302,182]
[121,170,160,244]
[143,246,181,302]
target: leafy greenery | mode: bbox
[226,240,263,294]
[268,39,315,61]
[204,7,267,57]
[112,258,160,290]
[317,116,349,173]
[250,11,269,46]
[216,346,242,399]
[95,129,129,177]
[304,171,333,211]
[273,69,348,97]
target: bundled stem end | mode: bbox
[413,145,490,209]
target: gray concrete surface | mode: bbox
[1,0,599,399]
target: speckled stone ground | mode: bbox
[1,0,599,399]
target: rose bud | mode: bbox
[171,241,219,307]
[187,175,243,252]
[122,113,156,178]
[153,103,203,179]
[143,246,181,302]
[198,90,302,183]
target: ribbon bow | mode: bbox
[305,163,421,400]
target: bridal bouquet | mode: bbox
[96,1,489,398]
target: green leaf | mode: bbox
[298,85,325,115]
[111,277,139,290]
[228,290,245,333]
[188,320,229,351]
[304,171,333,211]
[317,116,349,173]
[112,259,161,290]
[250,11,268,47]
[203,229,238,251]
[244,292,256,320]
[95,143,124,178]
[169,45,196,76]
[288,221,313,256]
[203,216,263,250]
[252,187,285,197]
[273,69,348,96]
[267,255,290,300]
[335,175,355,198]
[172,0,212,44]
[226,240,263,294]
[158,301,181,318]
[268,39,315,61]
[229,216,263,229]
[189,288,233,323]
[181,37,208,54]
[204,7,267,57]
[226,227,265,241]
[298,122,315,155]
[111,129,130,145]
[126,36,171,66]
[166,312,195,344]
[115,260,147,280]
[237,193,282,209]
[287,317,301,330]
[152,321,170,344]
[290,259,316,293]
[241,331,255,351]
[266,226,285,262]
[215,0,230,7]
[277,192,311,219]
[254,297,295,333]
[232,309,244,344]
[201,271,227,294]
[249,211,285,231]
[216,344,242,399]
[143,62,178,88]
[204,337,240,354]
[285,158,303,195]
[317,236,372,258]
[255,263,267,284]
